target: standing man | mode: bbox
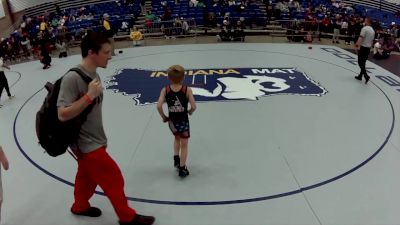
[102,13,116,56]
[57,32,155,225]
[354,17,375,84]
[0,57,14,108]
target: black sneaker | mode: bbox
[119,214,155,225]
[71,206,102,217]
[178,166,190,178]
[354,75,362,81]
[173,155,180,168]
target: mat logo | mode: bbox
[105,68,327,105]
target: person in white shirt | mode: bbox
[0,57,14,107]
[354,17,375,84]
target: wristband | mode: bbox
[83,94,93,104]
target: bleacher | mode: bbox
[20,0,400,36]
[351,4,400,28]
[343,0,399,13]
[9,0,400,49]
[151,0,266,27]
[64,1,142,35]
[24,0,115,18]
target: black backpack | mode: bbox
[36,68,94,157]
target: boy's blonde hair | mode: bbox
[167,65,185,83]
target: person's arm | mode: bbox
[0,146,9,170]
[187,87,196,115]
[156,88,169,122]
[0,59,10,70]
[3,64,10,70]
[355,27,365,49]
[58,78,102,122]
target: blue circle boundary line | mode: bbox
[13,49,395,205]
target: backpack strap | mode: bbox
[67,67,96,112]
[182,85,187,94]
[65,67,96,152]
[69,67,93,84]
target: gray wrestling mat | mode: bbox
[1,43,399,225]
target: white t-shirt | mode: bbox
[341,21,348,29]
[360,25,375,48]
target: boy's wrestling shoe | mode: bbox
[178,166,190,178]
[71,206,102,217]
[119,214,155,225]
[174,155,180,168]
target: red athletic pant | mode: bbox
[71,146,137,222]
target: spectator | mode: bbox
[130,26,143,46]
[189,0,198,7]
[332,15,342,44]
[20,34,32,57]
[144,11,157,28]
[39,45,51,69]
[0,57,14,107]
[217,25,232,41]
[232,20,245,41]
[102,13,115,56]
[55,37,68,58]
[373,38,390,59]
[341,18,349,45]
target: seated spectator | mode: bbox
[385,36,398,52]
[274,0,289,19]
[145,11,157,27]
[120,21,129,33]
[180,18,190,35]
[197,0,206,7]
[130,26,143,46]
[189,0,198,7]
[20,34,32,57]
[373,38,390,60]
[55,37,67,58]
[213,0,219,7]
[217,26,232,42]
[161,0,167,7]
[292,25,306,42]
[232,21,245,42]
[236,1,246,11]
[304,31,313,43]
[207,12,217,28]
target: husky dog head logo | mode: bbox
[105,68,327,105]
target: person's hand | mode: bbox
[188,109,194,115]
[163,117,169,123]
[87,78,103,100]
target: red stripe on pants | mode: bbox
[71,146,136,223]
